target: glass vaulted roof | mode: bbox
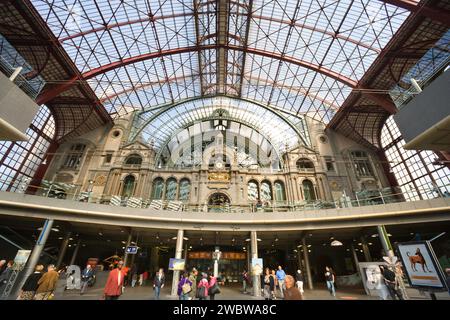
[31,0,411,122]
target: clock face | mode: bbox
[215,161,223,169]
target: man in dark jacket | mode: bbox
[18,264,44,300]
[0,260,14,295]
[380,265,404,300]
[153,268,165,300]
[80,264,95,295]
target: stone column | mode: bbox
[302,237,313,290]
[350,243,360,274]
[250,231,261,297]
[11,219,54,299]
[171,229,184,296]
[55,231,71,269]
[361,236,372,262]
[69,239,81,266]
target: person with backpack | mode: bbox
[177,272,193,300]
[208,273,220,300]
[379,265,404,300]
[196,272,209,300]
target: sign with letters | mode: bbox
[125,246,138,254]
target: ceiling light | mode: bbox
[410,232,414,235]
[308,250,311,253]
[275,238,279,242]
[120,230,125,233]
[346,249,350,251]
[322,243,327,246]
[183,237,189,241]
[122,247,125,249]
[309,233,313,237]
[68,245,72,248]
[368,243,373,245]
[307,244,311,248]
[330,236,334,240]
[98,232,103,236]
[293,249,298,252]
[371,234,378,238]
[331,240,343,246]
[69,238,74,240]
[58,237,63,240]
[121,241,126,244]
[358,243,362,246]
[107,239,111,242]
[38,227,59,232]
[171,237,177,240]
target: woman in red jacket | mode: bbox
[103,261,125,300]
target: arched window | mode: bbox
[121,175,135,197]
[260,180,272,201]
[302,179,316,201]
[165,178,178,200]
[151,178,164,200]
[247,180,259,201]
[274,181,286,201]
[296,158,314,170]
[179,179,191,201]
[125,154,142,165]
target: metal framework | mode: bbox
[27,0,427,124]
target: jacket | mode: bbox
[284,287,303,300]
[177,277,193,296]
[188,273,197,298]
[153,273,165,287]
[197,278,209,297]
[296,272,304,282]
[276,269,286,280]
[22,272,43,292]
[36,270,59,293]
[104,268,125,296]
[81,268,94,282]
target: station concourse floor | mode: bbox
[54,274,450,300]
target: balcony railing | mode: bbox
[1,176,448,214]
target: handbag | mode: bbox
[210,283,220,295]
[182,282,192,294]
[196,286,206,298]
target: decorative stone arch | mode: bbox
[295,156,316,170]
[205,190,232,207]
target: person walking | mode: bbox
[103,260,125,300]
[263,268,274,300]
[242,269,249,294]
[188,268,198,300]
[275,265,286,299]
[208,273,220,300]
[0,260,13,295]
[284,275,303,300]
[295,269,304,295]
[379,265,404,300]
[177,272,193,300]
[196,272,209,300]
[153,268,165,300]
[324,266,336,297]
[80,264,94,295]
[35,264,59,300]
[270,269,277,299]
[17,265,44,300]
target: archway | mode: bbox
[121,175,136,197]
[208,193,231,212]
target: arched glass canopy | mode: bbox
[31,0,411,123]
[131,96,310,154]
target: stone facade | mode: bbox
[43,113,390,208]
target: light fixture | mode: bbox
[308,233,313,237]
[308,250,311,253]
[307,244,311,248]
[68,245,72,248]
[330,236,334,240]
[358,242,362,246]
[322,243,327,246]
[156,234,159,239]
[69,238,74,241]
[331,240,343,246]
[368,242,373,245]
[37,227,59,232]
[122,247,125,249]
[121,241,126,244]
[58,237,63,240]
[107,239,111,242]
[98,232,103,236]
[120,230,125,233]
[293,249,298,252]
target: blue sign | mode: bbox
[125,246,138,254]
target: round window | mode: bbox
[112,130,121,138]
[319,135,327,143]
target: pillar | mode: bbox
[361,236,372,262]
[250,231,261,297]
[302,237,313,290]
[55,231,71,269]
[377,225,394,257]
[123,233,132,267]
[184,243,188,262]
[11,219,54,299]
[350,243,360,274]
[69,239,81,266]
[171,229,184,296]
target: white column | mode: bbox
[251,231,261,297]
[171,229,184,296]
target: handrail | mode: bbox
[2,176,449,213]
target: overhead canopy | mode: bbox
[30,0,411,123]
[131,95,310,153]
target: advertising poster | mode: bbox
[169,258,185,271]
[251,258,263,275]
[396,242,446,289]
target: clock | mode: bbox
[215,161,224,170]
